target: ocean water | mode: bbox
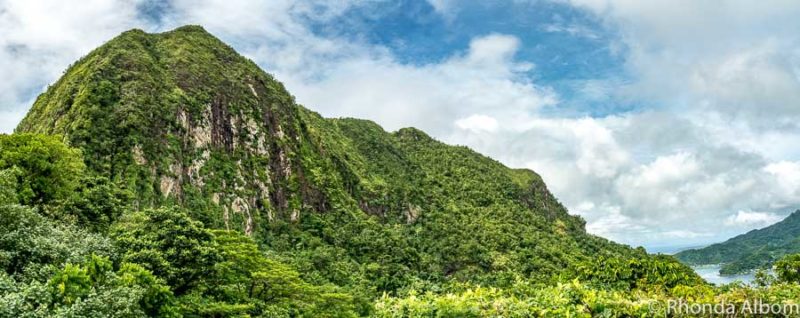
[692,264,756,285]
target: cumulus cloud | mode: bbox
[455,115,499,133]
[0,0,147,132]
[765,161,800,204]
[661,230,712,239]
[583,204,646,241]
[284,33,555,134]
[614,152,702,217]
[565,0,800,129]
[724,211,783,227]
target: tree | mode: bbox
[116,262,180,317]
[112,206,221,295]
[49,254,114,306]
[24,255,178,317]
[0,134,85,205]
[184,230,357,317]
[775,253,800,283]
[54,175,132,232]
[0,204,115,277]
[0,169,18,205]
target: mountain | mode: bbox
[676,210,800,274]
[15,25,698,300]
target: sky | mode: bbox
[2,0,800,250]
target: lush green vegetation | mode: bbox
[676,211,800,275]
[5,26,800,317]
[0,133,85,206]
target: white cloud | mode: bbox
[0,1,555,136]
[0,109,26,133]
[0,0,147,133]
[724,211,783,228]
[565,0,800,128]
[455,114,499,132]
[585,204,646,242]
[614,152,702,217]
[465,34,523,66]
[542,22,600,40]
[160,0,372,80]
[661,230,711,239]
[284,33,555,135]
[627,152,700,185]
[572,118,629,178]
[425,0,460,20]
[765,161,800,204]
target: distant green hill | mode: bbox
[676,210,800,274]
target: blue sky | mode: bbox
[2,0,800,250]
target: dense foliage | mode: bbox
[0,156,356,317]
[676,211,800,274]
[4,25,800,317]
[0,134,84,206]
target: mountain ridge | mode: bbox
[17,25,585,235]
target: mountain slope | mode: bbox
[16,26,697,295]
[676,210,800,274]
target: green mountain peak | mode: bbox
[18,26,306,233]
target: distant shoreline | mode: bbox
[646,245,707,255]
[692,264,757,285]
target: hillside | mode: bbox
[676,210,800,274]
[2,26,712,316]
